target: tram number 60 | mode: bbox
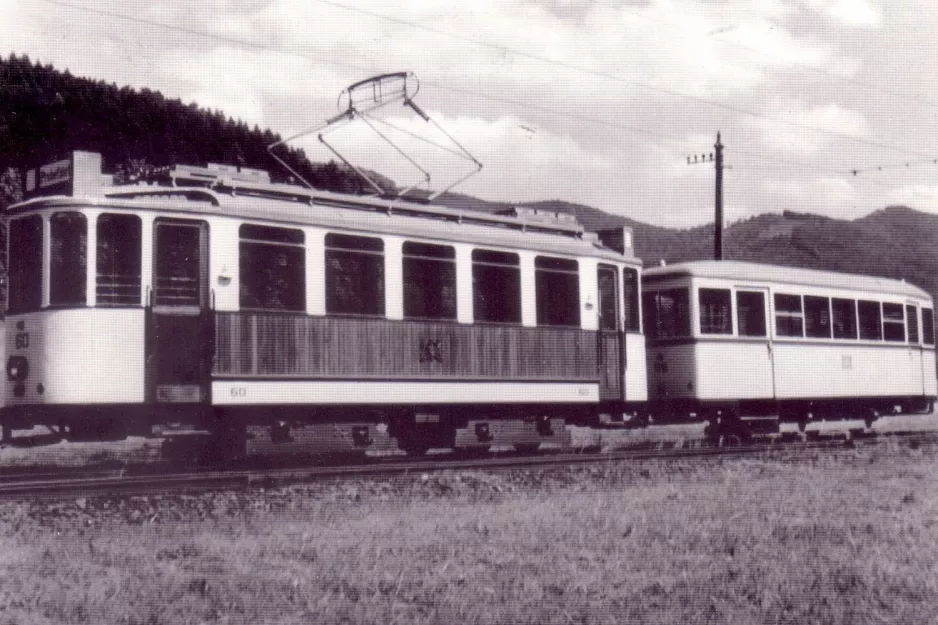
[229,387,247,398]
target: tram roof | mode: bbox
[8,151,639,263]
[643,260,931,301]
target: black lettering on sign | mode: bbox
[14,333,29,350]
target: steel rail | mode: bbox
[0,429,934,501]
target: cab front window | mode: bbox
[7,215,43,314]
[50,211,87,307]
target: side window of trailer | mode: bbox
[699,288,732,334]
[7,215,43,314]
[622,267,641,332]
[857,300,882,340]
[97,213,142,306]
[535,256,579,327]
[325,233,384,316]
[240,224,305,312]
[831,298,857,339]
[882,303,905,342]
[774,293,804,337]
[642,288,690,340]
[736,291,766,337]
[804,296,831,339]
[923,308,935,345]
[906,305,919,343]
[49,212,87,307]
[472,249,521,324]
[403,241,456,320]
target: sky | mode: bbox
[3,0,938,228]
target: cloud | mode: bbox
[752,101,871,155]
[827,0,880,26]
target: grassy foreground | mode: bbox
[0,442,936,624]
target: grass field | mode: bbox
[0,438,936,624]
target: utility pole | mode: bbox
[686,132,725,260]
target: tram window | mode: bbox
[699,288,732,334]
[97,214,142,307]
[857,300,882,340]
[472,249,521,324]
[535,256,580,327]
[774,293,804,337]
[804,295,832,339]
[49,212,87,307]
[736,291,766,337]
[831,298,858,339]
[598,265,619,332]
[7,215,43,314]
[325,233,385,316]
[622,267,640,332]
[923,308,935,345]
[642,288,690,340]
[403,241,456,320]
[882,303,905,342]
[906,306,919,343]
[240,224,305,312]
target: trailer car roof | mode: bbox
[643,260,930,300]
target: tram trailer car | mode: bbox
[0,152,647,454]
[643,260,937,439]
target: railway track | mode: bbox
[0,428,934,501]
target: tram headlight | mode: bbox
[6,356,29,382]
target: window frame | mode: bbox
[642,287,691,341]
[534,255,580,328]
[774,293,804,338]
[622,266,641,333]
[471,248,521,325]
[922,308,935,346]
[96,213,143,308]
[7,215,44,315]
[698,287,733,335]
[831,298,858,340]
[882,302,906,342]
[857,299,883,341]
[735,290,767,338]
[325,232,386,317]
[402,241,457,321]
[803,295,832,339]
[906,305,920,344]
[239,223,306,313]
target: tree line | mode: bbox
[0,53,369,208]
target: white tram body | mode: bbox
[1,152,645,449]
[643,261,937,425]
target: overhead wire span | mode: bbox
[30,0,917,189]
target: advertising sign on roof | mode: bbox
[23,156,73,199]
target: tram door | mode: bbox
[597,264,624,401]
[147,219,213,404]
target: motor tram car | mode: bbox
[0,151,647,455]
[643,260,937,438]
